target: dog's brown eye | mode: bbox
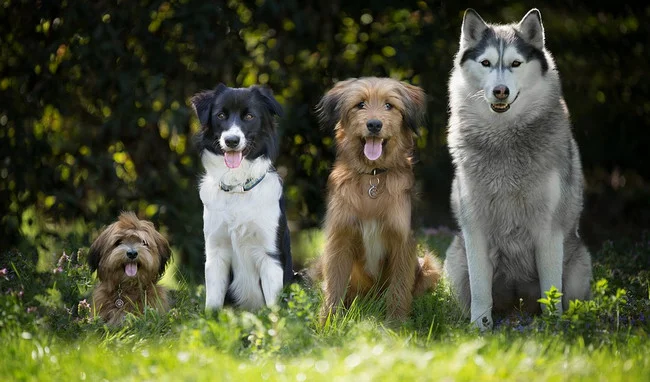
[481,59,491,67]
[357,102,366,109]
[511,60,521,68]
[217,112,226,120]
[384,103,393,110]
[243,113,254,121]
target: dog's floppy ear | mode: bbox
[88,223,114,274]
[399,82,427,136]
[518,9,545,50]
[253,86,284,117]
[460,8,488,48]
[316,78,357,132]
[191,83,228,127]
[152,228,172,279]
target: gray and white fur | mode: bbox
[444,8,592,331]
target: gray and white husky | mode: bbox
[444,8,592,331]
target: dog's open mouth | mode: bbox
[490,92,519,113]
[224,151,243,169]
[490,103,511,113]
[125,262,138,277]
[362,137,386,161]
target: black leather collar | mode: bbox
[219,172,267,192]
[363,168,387,176]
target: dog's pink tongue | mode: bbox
[364,137,383,161]
[125,263,138,277]
[224,151,243,168]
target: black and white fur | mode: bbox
[444,9,592,331]
[191,84,293,311]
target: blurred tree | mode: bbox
[1,1,648,279]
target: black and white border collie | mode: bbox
[191,83,293,311]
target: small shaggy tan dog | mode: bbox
[88,212,171,325]
[312,77,442,322]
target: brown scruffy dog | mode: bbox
[312,77,442,322]
[88,212,172,325]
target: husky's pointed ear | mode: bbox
[191,83,228,127]
[518,9,545,50]
[253,86,284,117]
[461,8,488,48]
[399,82,427,136]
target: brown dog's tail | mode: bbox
[413,252,442,296]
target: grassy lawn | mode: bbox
[1,230,649,381]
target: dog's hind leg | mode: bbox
[259,257,284,307]
[412,252,442,297]
[444,235,471,316]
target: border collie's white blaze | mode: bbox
[191,84,294,311]
[219,125,247,168]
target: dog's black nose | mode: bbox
[493,85,510,100]
[224,136,240,148]
[366,119,383,134]
[126,249,138,259]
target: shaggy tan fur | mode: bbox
[88,212,171,325]
[312,77,442,322]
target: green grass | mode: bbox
[1,232,649,381]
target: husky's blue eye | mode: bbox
[511,60,522,68]
[480,59,491,67]
[357,102,366,109]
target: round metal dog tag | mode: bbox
[368,177,380,199]
[115,298,124,308]
[368,185,378,198]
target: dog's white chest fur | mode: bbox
[361,220,385,277]
[200,151,284,310]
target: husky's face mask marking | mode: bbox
[458,9,549,114]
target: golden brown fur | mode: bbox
[312,77,442,322]
[88,212,171,325]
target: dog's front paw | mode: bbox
[386,305,409,323]
[204,302,223,318]
[319,304,335,326]
[472,314,493,332]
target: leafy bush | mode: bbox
[2,1,649,280]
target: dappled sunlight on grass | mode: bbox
[2,234,650,380]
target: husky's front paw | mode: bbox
[204,300,224,317]
[472,314,493,332]
[204,306,221,319]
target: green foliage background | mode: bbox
[2,0,649,279]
